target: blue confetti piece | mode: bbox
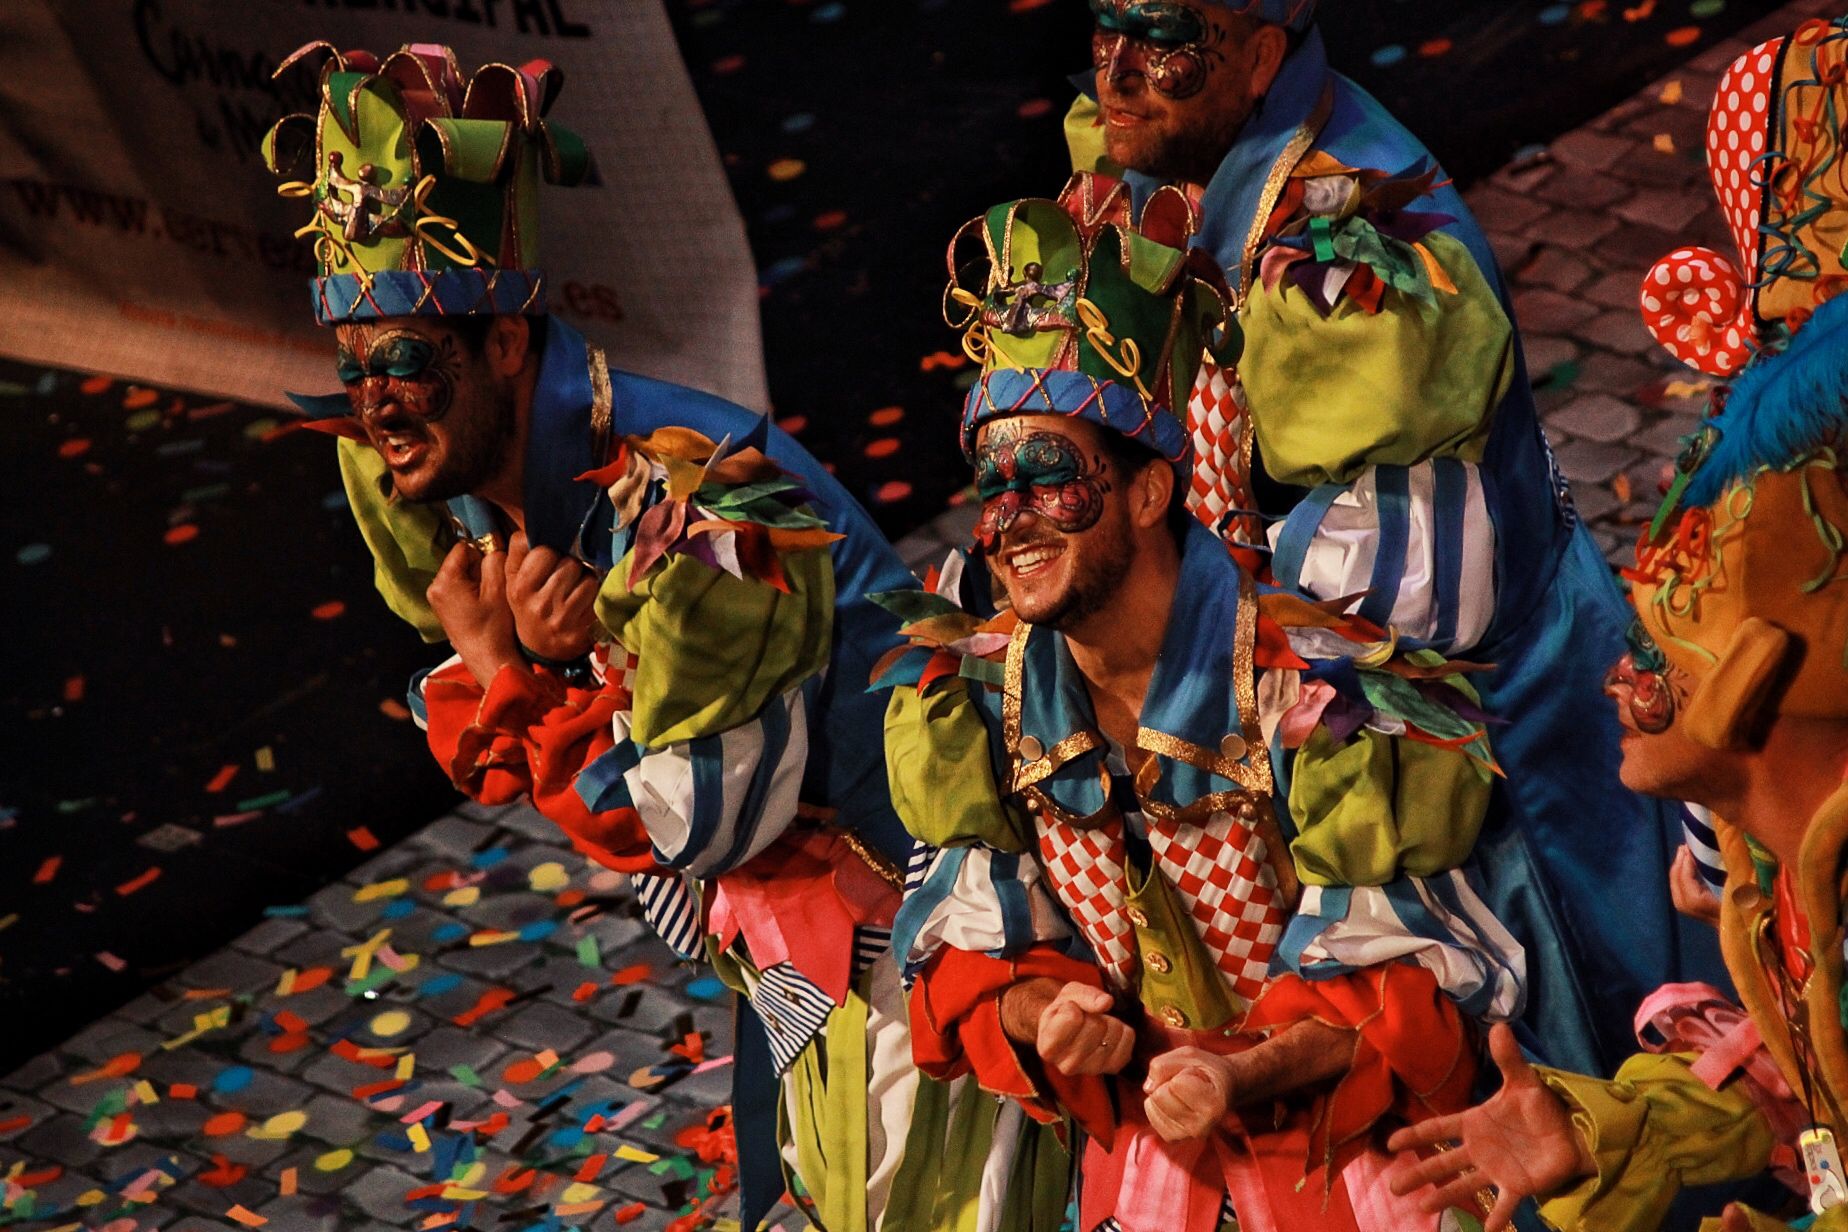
[517,919,559,943]
[470,846,509,869]
[35,372,57,396]
[264,905,310,917]
[811,2,845,21]
[380,898,416,920]
[548,1126,586,1149]
[321,490,349,511]
[781,113,816,134]
[417,971,465,998]
[1370,43,1406,67]
[684,976,728,1001]
[212,1065,254,1094]
[431,922,470,944]
[1538,3,1571,23]
[759,256,808,288]
[16,543,51,565]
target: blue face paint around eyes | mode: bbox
[1091,0,1205,46]
[376,334,435,381]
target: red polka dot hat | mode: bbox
[1640,19,1848,378]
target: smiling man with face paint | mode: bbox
[261,41,1013,1232]
[878,178,1526,1232]
[1060,0,1725,1080]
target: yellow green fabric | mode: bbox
[1239,230,1514,487]
[337,437,451,643]
[597,545,833,749]
[884,682,1030,853]
[1286,723,1490,887]
[1534,1052,1775,1232]
[881,1072,1072,1232]
[1126,858,1241,1031]
[785,983,871,1232]
[1062,95,1123,178]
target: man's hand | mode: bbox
[1670,844,1722,928]
[427,541,521,689]
[1386,1023,1595,1232]
[1143,1045,1234,1142]
[999,979,1135,1076]
[504,530,600,662]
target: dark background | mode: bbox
[1,0,1782,1068]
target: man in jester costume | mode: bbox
[259,41,1051,1231]
[1390,17,1848,1231]
[1061,0,1723,1074]
[880,174,1525,1232]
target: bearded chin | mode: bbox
[406,393,519,505]
[1040,520,1135,632]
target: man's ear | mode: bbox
[1684,617,1796,750]
[1133,458,1176,531]
[484,315,533,378]
[1246,24,1290,101]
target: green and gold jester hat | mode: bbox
[947,172,1230,481]
[1622,21,1848,751]
[262,42,591,323]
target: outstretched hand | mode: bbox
[1385,1024,1594,1232]
[427,541,521,689]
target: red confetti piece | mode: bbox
[863,438,901,459]
[867,406,905,427]
[492,1166,538,1194]
[711,54,745,74]
[169,1083,198,1099]
[332,1040,398,1070]
[32,856,60,884]
[226,1204,267,1226]
[311,600,346,620]
[163,524,199,546]
[205,763,240,794]
[812,210,847,231]
[919,350,967,371]
[346,826,381,851]
[610,963,652,986]
[57,438,92,459]
[1418,37,1452,56]
[574,1153,608,1182]
[79,375,111,395]
[1665,25,1701,45]
[379,698,413,721]
[15,1165,61,1188]
[196,1154,247,1187]
[121,387,158,409]
[115,867,161,896]
[269,1031,312,1054]
[554,889,585,908]
[1009,0,1055,9]
[502,1056,546,1084]
[0,1114,31,1135]
[1017,98,1053,118]
[614,1203,647,1225]
[62,675,84,703]
[282,966,333,995]
[778,415,808,434]
[201,1111,247,1137]
[571,982,601,1003]
[452,986,516,1027]
[874,481,913,504]
[352,1077,406,1099]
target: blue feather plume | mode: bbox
[1685,292,1848,506]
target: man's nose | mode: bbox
[352,377,395,420]
[1602,653,1638,700]
[1098,34,1140,85]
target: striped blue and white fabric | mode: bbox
[747,962,838,1075]
[631,869,704,961]
[1271,869,1527,1023]
[1268,459,1496,654]
[608,677,821,880]
[1679,802,1728,893]
[892,845,1074,980]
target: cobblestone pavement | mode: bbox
[3,6,1832,1228]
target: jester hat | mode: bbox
[1640,17,1848,377]
[262,42,592,324]
[947,172,1229,476]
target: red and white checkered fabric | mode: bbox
[1185,357,1262,548]
[1038,821,1138,989]
[1146,809,1284,1001]
[591,644,642,701]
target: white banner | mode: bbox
[0,0,768,413]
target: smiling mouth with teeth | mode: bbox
[1005,541,1067,577]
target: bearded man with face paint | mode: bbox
[1385,20,1848,1231]
[878,180,1525,1232]
[261,42,1023,1232]
[1058,0,1724,1080]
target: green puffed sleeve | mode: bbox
[1286,722,1491,887]
[884,681,1030,852]
[1062,95,1122,177]
[1534,1052,1774,1232]
[336,437,451,643]
[596,545,833,749]
[1239,230,1514,488]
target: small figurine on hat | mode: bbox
[1388,18,1848,1232]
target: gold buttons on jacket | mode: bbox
[1126,907,1150,928]
[1220,733,1248,761]
[1158,1005,1188,1029]
[1018,735,1044,762]
[1146,952,1172,975]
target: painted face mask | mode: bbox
[1090,0,1216,100]
[336,327,460,423]
[974,428,1108,549]
[1604,618,1682,735]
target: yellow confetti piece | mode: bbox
[275,969,297,996]
[441,1186,490,1201]
[1658,79,1684,105]
[560,1182,602,1203]
[453,1161,487,1188]
[370,1010,413,1038]
[535,1049,560,1069]
[768,158,806,181]
[255,746,276,772]
[162,1004,232,1051]
[442,886,481,908]
[554,1201,604,1216]
[133,1080,159,1105]
[527,861,570,893]
[468,930,520,947]
[396,1053,417,1081]
[341,928,393,981]
[1653,133,1677,154]
[614,1144,660,1164]
[1663,379,1712,400]
[313,1148,354,1172]
[249,1110,308,1140]
[75,1189,106,1207]
[353,877,410,903]
[407,1121,432,1152]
